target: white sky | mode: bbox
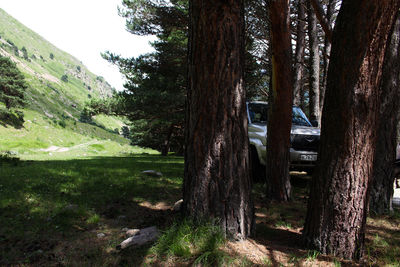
[0,0,155,91]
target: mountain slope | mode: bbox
[0,8,113,120]
[0,8,147,159]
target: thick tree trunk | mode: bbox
[303,0,399,260]
[265,0,293,201]
[370,13,400,215]
[183,0,254,239]
[308,1,320,124]
[293,0,305,107]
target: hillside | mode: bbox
[0,8,145,159]
[0,8,114,119]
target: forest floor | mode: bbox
[0,155,399,266]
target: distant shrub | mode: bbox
[58,119,66,128]
[61,74,69,82]
[121,126,130,138]
[96,76,104,82]
[31,54,37,60]
[76,66,81,72]
[21,47,29,61]
[88,94,92,98]
[50,53,54,60]
[87,86,92,91]
[6,39,15,46]
[0,151,20,166]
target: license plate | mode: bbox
[300,154,317,161]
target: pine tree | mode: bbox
[0,55,27,110]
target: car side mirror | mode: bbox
[310,120,319,127]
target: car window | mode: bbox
[248,103,268,123]
[248,103,312,127]
[292,107,312,126]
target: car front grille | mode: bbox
[291,134,319,152]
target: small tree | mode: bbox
[0,55,27,109]
[49,53,54,60]
[61,74,69,82]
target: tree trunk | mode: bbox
[183,0,254,239]
[308,1,320,125]
[161,125,174,156]
[265,0,293,201]
[320,0,335,115]
[303,0,399,260]
[293,0,306,107]
[370,12,400,215]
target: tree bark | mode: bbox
[370,12,400,215]
[308,1,320,124]
[303,0,400,260]
[293,0,306,107]
[183,0,254,239]
[320,0,335,115]
[265,0,293,201]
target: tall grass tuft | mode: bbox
[150,218,229,266]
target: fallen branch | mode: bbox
[117,226,160,250]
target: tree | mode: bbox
[104,0,188,154]
[0,55,27,109]
[303,0,400,260]
[369,12,400,215]
[307,1,320,125]
[265,0,293,201]
[293,0,306,107]
[183,0,254,239]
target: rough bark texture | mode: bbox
[320,0,335,114]
[303,0,400,260]
[370,12,400,215]
[293,0,305,107]
[183,0,254,239]
[308,1,320,124]
[265,0,293,201]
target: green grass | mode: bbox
[0,154,184,265]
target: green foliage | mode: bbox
[150,218,228,265]
[61,74,68,82]
[21,46,30,61]
[0,55,27,110]
[49,52,54,59]
[105,0,267,153]
[0,150,20,165]
[0,108,24,128]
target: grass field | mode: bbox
[1,151,399,266]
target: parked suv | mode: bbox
[247,101,320,177]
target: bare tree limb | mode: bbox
[310,0,333,43]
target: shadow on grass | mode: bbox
[0,154,183,265]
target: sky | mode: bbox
[0,0,155,91]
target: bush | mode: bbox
[0,151,20,165]
[50,53,54,60]
[58,119,66,128]
[61,74,69,82]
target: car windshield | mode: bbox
[248,103,312,126]
[292,107,312,126]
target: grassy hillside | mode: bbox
[0,8,141,158]
[0,8,114,119]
